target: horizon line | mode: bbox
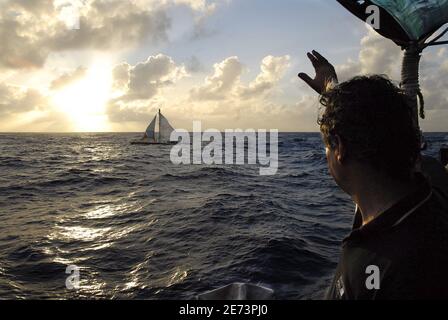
[0,131,321,134]
[1,131,448,133]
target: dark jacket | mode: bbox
[326,175,448,300]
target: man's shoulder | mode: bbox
[428,187,448,214]
[411,187,448,239]
[422,156,448,198]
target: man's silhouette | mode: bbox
[299,51,448,299]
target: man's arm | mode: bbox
[298,50,338,94]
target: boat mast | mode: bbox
[158,109,161,143]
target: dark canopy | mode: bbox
[337,0,448,45]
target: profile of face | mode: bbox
[325,136,349,194]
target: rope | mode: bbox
[423,26,448,49]
[418,91,425,119]
[401,44,425,123]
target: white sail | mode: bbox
[131,110,174,144]
[158,111,175,143]
[145,115,157,141]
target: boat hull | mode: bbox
[130,141,177,145]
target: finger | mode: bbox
[298,72,313,84]
[298,73,320,93]
[312,50,328,63]
[307,52,319,68]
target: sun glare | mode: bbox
[52,59,112,132]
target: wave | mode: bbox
[157,166,254,182]
[1,132,447,299]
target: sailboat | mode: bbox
[131,109,176,145]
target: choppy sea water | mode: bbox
[0,133,447,300]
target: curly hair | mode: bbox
[318,75,420,182]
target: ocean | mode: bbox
[1,133,447,300]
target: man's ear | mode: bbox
[334,135,346,164]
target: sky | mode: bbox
[1,0,448,132]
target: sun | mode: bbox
[52,59,113,132]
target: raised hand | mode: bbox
[298,50,338,94]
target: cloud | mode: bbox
[239,55,290,99]
[185,55,204,73]
[106,101,162,123]
[113,54,187,100]
[51,2,171,51]
[50,66,87,90]
[336,28,402,82]
[130,54,186,97]
[0,0,223,70]
[0,0,171,69]
[0,83,49,116]
[358,29,402,76]
[173,0,217,13]
[190,56,243,101]
[0,84,71,131]
[419,48,448,112]
[111,62,131,91]
[183,54,302,130]
[190,55,291,102]
[107,54,187,122]
[190,16,217,40]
